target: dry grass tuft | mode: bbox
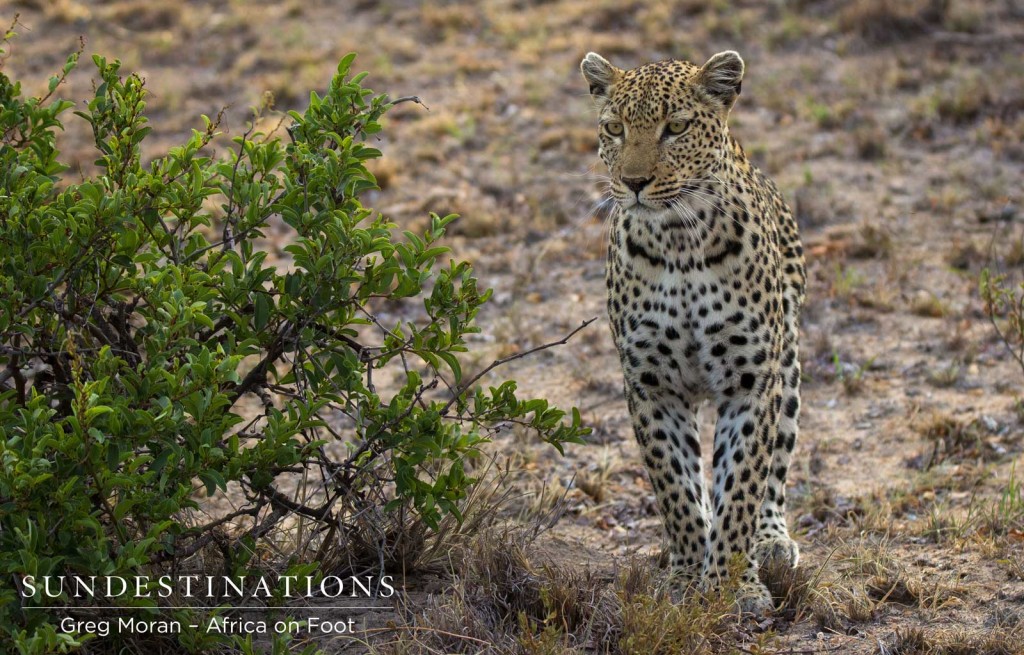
[420,4,483,40]
[910,292,949,318]
[934,73,995,125]
[881,627,932,654]
[793,482,866,529]
[853,121,889,160]
[866,569,921,606]
[793,182,838,229]
[841,589,877,623]
[849,222,894,259]
[311,457,513,576]
[878,624,1024,655]
[758,554,837,625]
[379,530,763,654]
[864,563,955,611]
[100,1,179,31]
[912,413,1005,468]
[925,362,962,388]
[945,239,986,271]
[838,0,949,45]
[377,530,564,653]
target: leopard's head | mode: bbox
[580,51,744,213]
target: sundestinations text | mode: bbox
[21,575,396,599]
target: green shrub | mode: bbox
[0,29,588,652]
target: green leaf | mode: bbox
[85,406,113,421]
[437,352,462,384]
[198,470,226,497]
[253,292,271,331]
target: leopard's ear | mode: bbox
[580,52,620,99]
[697,50,745,110]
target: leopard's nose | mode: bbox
[622,176,654,195]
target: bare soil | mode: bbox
[6,0,1024,652]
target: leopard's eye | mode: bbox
[665,121,690,136]
[604,121,624,137]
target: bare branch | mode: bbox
[260,484,336,521]
[389,95,429,111]
[151,503,267,564]
[226,323,291,403]
[310,320,368,357]
[442,317,598,414]
[221,114,253,252]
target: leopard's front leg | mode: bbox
[755,296,802,570]
[624,379,710,585]
[704,380,782,613]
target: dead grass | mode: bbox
[910,292,949,318]
[575,448,613,504]
[759,553,829,622]
[934,72,996,125]
[853,120,889,160]
[878,625,1024,655]
[759,528,967,638]
[913,413,1001,467]
[793,482,866,529]
[838,0,949,45]
[980,463,1024,537]
[100,1,178,31]
[848,223,894,259]
[865,565,954,610]
[310,456,514,576]
[926,362,962,388]
[420,4,483,41]
[793,180,839,230]
[377,529,763,655]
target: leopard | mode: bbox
[580,50,806,613]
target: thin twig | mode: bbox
[151,504,266,564]
[226,322,291,403]
[389,95,429,111]
[222,113,253,252]
[441,317,597,414]
[310,320,367,356]
[259,483,335,521]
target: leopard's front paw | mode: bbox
[736,579,774,615]
[753,533,799,569]
[665,568,703,604]
[699,568,774,615]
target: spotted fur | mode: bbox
[581,51,806,613]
